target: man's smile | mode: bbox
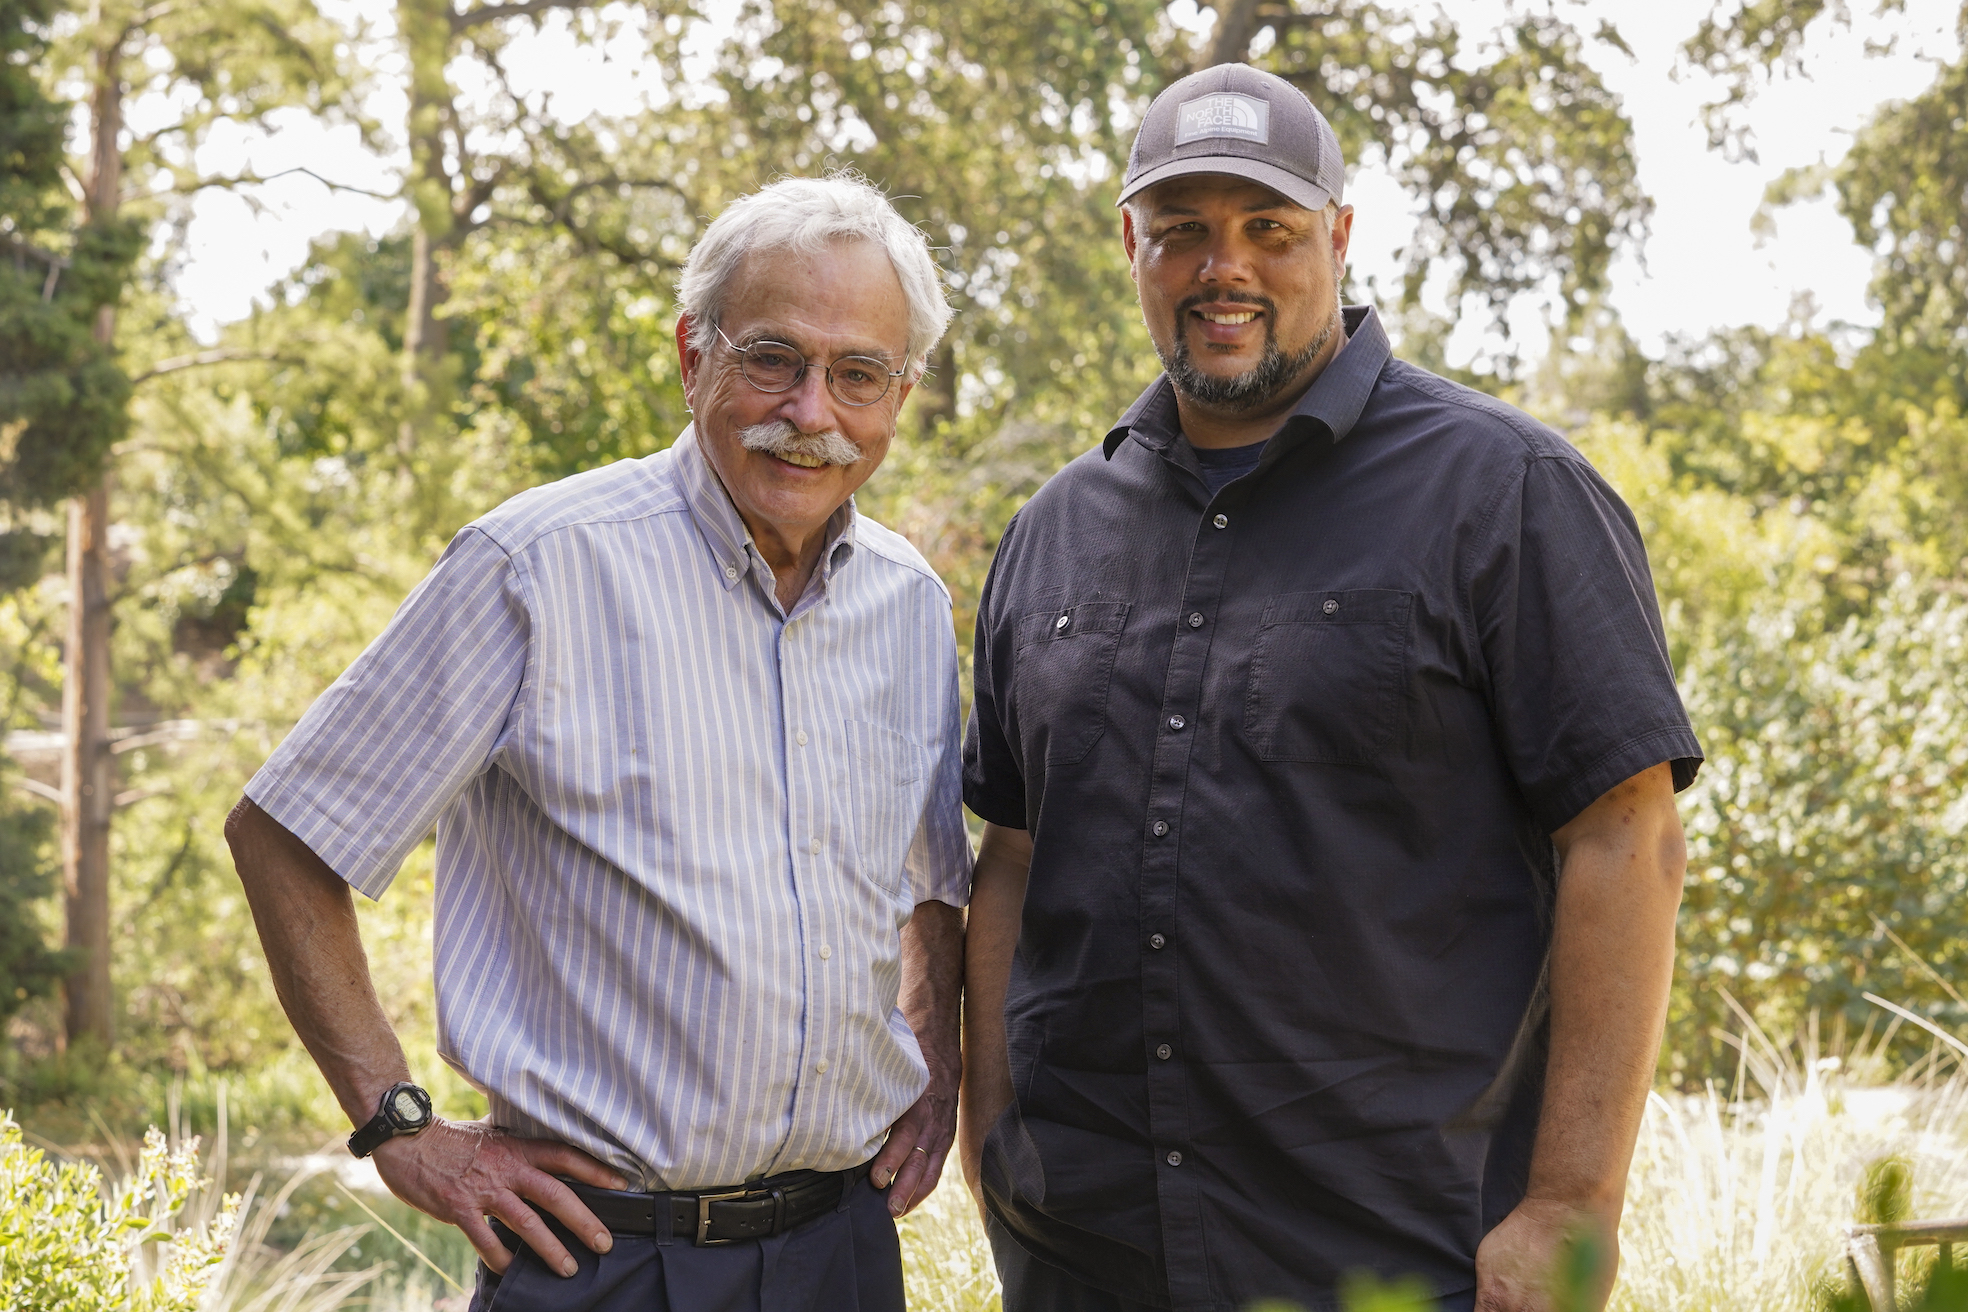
[1189,301,1267,347]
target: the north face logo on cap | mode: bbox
[1175,93,1270,145]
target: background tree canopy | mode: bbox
[1,0,1966,1115]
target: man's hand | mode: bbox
[1474,1196,1616,1311]
[870,1074,956,1217]
[880,897,965,1217]
[373,1119,627,1276]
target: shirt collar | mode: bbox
[673,424,859,594]
[1102,304,1391,460]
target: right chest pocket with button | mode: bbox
[1243,589,1413,764]
[1011,601,1131,767]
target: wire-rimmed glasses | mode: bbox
[715,326,907,408]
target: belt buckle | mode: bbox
[694,1189,748,1246]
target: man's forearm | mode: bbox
[225,798,409,1127]
[1530,763,1685,1213]
[901,898,966,1081]
[1477,763,1686,1310]
[958,822,1033,1203]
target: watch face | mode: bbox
[388,1085,431,1129]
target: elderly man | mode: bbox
[226,173,969,1312]
[960,66,1701,1312]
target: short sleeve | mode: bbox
[962,518,1029,829]
[1470,454,1702,833]
[905,601,975,907]
[245,527,531,898]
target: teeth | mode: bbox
[777,450,827,468]
[1200,311,1257,324]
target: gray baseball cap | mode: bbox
[1117,64,1345,212]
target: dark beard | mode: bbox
[1159,293,1343,413]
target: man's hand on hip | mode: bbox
[1475,1195,1616,1312]
[372,1119,627,1277]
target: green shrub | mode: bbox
[0,1111,237,1310]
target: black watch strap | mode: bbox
[348,1081,434,1158]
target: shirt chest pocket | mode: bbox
[1243,589,1413,764]
[1012,601,1131,767]
[844,720,928,897]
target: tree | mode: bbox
[17,0,360,1048]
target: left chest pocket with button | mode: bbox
[1011,601,1132,767]
[1243,589,1413,764]
[844,720,928,896]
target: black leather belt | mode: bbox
[551,1163,871,1247]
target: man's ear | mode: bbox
[1329,204,1356,275]
[1121,204,1140,284]
[676,314,702,403]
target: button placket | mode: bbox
[1137,501,1236,1308]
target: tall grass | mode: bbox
[1614,1015,1968,1312]
[900,1182,1003,1312]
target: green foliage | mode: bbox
[1669,576,1968,1070]
[0,1113,237,1310]
[0,785,74,1027]
[1858,1154,1915,1227]
[0,0,137,511]
[1264,4,1650,333]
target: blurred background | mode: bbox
[4,0,1968,1307]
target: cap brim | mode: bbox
[1115,157,1334,211]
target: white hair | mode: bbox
[677,172,953,377]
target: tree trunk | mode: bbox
[61,34,124,1049]
[1204,0,1265,67]
[61,481,114,1048]
[399,0,457,455]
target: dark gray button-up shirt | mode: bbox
[963,306,1701,1309]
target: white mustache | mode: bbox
[738,420,863,467]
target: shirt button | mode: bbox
[1148,933,1166,949]
[1187,612,1204,628]
[1212,514,1228,529]
[1151,820,1169,838]
[724,565,739,579]
[1054,613,1070,631]
[1167,714,1186,731]
[808,837,822,854]
[819,944,832,960]
[1323,597,1340,614]
[795,730,809,746]
[1165,1151,1183,1167]
[816,1059,830,1074]
[1156,1043,1172,1060]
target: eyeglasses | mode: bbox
[715,326,908,408]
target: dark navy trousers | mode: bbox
[467,1174,904,1312]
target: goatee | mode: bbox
[1160,294,1342,413]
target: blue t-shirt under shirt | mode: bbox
[1188,438,1267,495]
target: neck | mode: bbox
[1177,321,1348,450]
[746,515,835,611]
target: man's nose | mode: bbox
[772,365,836,432]
[1196,233,1255,285]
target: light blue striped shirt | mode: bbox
[247,427,971,1190]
